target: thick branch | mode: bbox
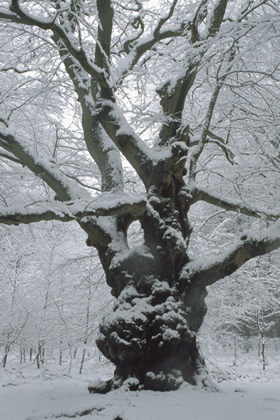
[0,194,147,225]
[0,128,88,201]
[0,150,21,164]
[156,0,230,145]
[95,0,114,99]
[0,206,74,225]
[182,221,280,287]
[157,62,199,144]
[207,0,229,37]
[81,103,124,192]
[191,0,208,42]
[192,187,280,221]
[52,33,124,193]
[94,99,160,186]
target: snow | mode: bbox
[181,217,280,285]
[1,356,280,420]
[0,361,280,420]
[264,219,280,241]
[71,192,147,216]
[109,244,153,273]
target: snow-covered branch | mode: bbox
[207,0,229,37]
[51,33,124,193]
[94,99,161,185]
[0,126,89,201]
[0,1,112,94]
[182,220,280,287]
[153,0,179,37]
[156,62,199,144]
[0,194,147,226]
[115,14,191,85]
[155,0,230,145]
[0,205,73,225]
[189,131,235,164]
[0,150,21,164]
[192,187,280,221]
[94,0,113,99]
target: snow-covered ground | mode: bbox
[0,355,280,420]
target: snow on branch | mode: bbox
[0,1,112,94]
[0,118,146,208]
[153,0,179,37]
[192,187,280,221]
[94,99,165,184]
[0,194,147,226]
[0,127,88,202]
[0,150,21,164]
[189,131,235,165]
[181,219,280,287]
[71,193,147,219]
[206,0,229,37]
[50,34,124,194]
[115,14,191,85]
[0,205,74,225]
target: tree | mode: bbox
[0,0,279,391]
[200,253,280,362]
[0,221,108,369]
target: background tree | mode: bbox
[0,221,109,369]
[200,252,280,365]
[0,0,279,391]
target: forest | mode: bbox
[0,0,279,398]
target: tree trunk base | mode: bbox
[88,355,214,393]
[93,279,212,393]
[88,379,112,394]
[88,376,182,394]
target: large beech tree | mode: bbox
[0,0,280,391]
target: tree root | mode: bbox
[88,379,112,394]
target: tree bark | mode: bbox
[90,188,208,392]
[91,271,208,391]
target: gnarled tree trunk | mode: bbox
[96,276,207,391]
[90,182,208,391]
